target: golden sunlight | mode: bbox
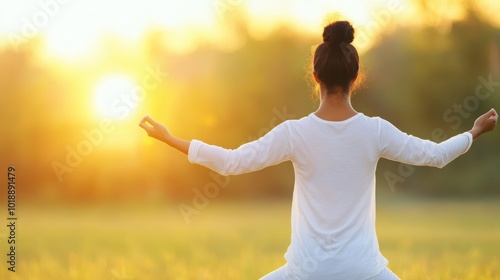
[1,0,500,60]
[44,29,99,60]
[92,75,139,120]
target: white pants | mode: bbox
[259,265,400,280]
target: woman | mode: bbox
[139,21,497,280]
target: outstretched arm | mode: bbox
[139,115,190,155]
[139,115,292,176]
[380,109,497,168]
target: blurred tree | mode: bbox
[362,8,500,196]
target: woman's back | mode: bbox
[187,111,472,279]
[285,112,386,279]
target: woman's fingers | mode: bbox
[478,109,497,122]
[488,109,498,120]
[139,115,149,125]
[139,115,156,128]
[483,109,497,132]
[143,115,155,124]
[484,109,498,129]
[139,115,168,140]
[142,115,162,129]
[138,118,149,130]
[139,116,158,136]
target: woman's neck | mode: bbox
[314,92,357,121]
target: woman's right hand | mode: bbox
[139,115,172,143]
[469,109,497,140]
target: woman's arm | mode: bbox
[139,115,293,176]
[139,115,190,155]
[379,109,497,168]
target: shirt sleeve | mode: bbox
[187,121,292,176]
[378,118,473,168]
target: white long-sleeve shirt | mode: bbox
[187,112,473,280]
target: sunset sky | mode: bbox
[5,0,499,60]
[1,0,499,134]
[1,0,500,60]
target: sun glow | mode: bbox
[44,30,99,61]
[92,75,139,120]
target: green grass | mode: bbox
[2,198,500,279]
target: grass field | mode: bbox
[2,197,500,280]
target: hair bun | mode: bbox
[323,21,355,47]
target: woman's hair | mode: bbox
[311,20,360,97]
